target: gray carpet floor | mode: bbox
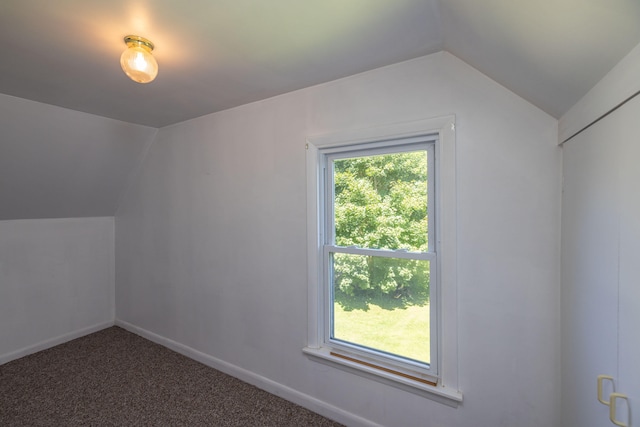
[0,327,344,426]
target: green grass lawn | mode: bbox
[333,300,430,363]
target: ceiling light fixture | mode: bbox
[120,35,158,84]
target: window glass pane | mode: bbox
[331,253,431,365]
[333,150,428,251]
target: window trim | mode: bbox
[304,116,461,404]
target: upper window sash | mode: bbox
[322,138,436,252]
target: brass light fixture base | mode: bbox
[123,35,154,52]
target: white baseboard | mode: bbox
[115,319,380,427]
[0,320,115,365]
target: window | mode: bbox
[326,140,436,376]
[305,117,461,403]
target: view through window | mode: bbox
[325,144,435,370]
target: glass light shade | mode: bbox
[120,44,158,84]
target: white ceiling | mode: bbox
[1,0,639,128]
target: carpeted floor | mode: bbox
[0,327,344,426]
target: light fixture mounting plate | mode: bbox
[123,35,154,52]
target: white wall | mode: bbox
[116,52,561,427]
[0,217,114,364]
[0,93,157,221]
[560,42,640,427]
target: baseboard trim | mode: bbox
[115,319,380,427]
[0,320,115,365]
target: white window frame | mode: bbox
[324,139,437,376]
[304,116,461,405]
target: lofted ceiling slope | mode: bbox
[0,0,443,128]
[0,94,156,221]
[0,1,639,221]
[0,0,638,128]
[440,0,640,118]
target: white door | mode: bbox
[562,109,620,427]
[561,94,640,427]
[616,94,640,427]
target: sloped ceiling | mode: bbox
[0,0,639,220]
[0,94,156,220]
[0,0,443,128]
[1,0,639,127]
[440,0,640,118]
